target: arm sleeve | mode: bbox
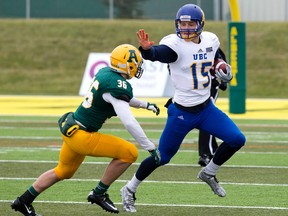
[139,45,178,63]
[215,48,227,62]
[129,97,148,109]
[102,92,155,151]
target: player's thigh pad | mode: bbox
[54,141,85,180]
[63,130,138,163]
[90,133,139,163]
[199,104,246,148]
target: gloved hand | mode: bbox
[215,64,233,82]
[147,102,160,116]
[149,149,161,165]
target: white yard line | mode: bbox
[1,160,288,169]
[1,147,288,155]
[0,119,287,128]
[1,177,288,187]
[1,126,288,132]
[0,199,287,210]
[0,135,288,144]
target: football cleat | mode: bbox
[87,189,119,214]
[197,168,226,197]
[120,184,137,212]
[11,197,41,216]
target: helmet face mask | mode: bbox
[175,4,205,39]
[176,20,204,39]
[132,60,144,79]
[110,44,144,79]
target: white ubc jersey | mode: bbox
[160,31,220,107]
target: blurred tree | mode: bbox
[102,0,148,18]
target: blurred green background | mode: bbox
[0,20,287,98]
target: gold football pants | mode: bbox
[54,130,138,180]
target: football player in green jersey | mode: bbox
[11,44,160,215]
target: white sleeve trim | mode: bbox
[102,92,155,151]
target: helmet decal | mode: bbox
[127,50,138,63]
[179,15,192,21]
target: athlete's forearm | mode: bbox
[103,93,155,151]
[129,97,148,109]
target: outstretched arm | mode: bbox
[136,29,177,63]
[102,92,156,151]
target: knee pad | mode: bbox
[159,154,171,165]
[121,144,138,163]
[230,132,246,148]
[54,165,76,180]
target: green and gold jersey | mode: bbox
[74,67,133,132]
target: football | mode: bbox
[210,58,228,76]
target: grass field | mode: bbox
[1,16,288,216]
[1,20,288,98]
[1,111,288,216]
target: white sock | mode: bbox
[126,174,141,193]
[204,161,220,176]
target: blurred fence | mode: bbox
[0,0,287,21]
[0,0,220,20]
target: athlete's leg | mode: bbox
[198,103,246,166]
[122,104,195,212]
[12,139,85,215]
[198,130,215,156]
[36,139,85,190]
[198,130,218,166]
[197,103,245,196]
[89,132,138,185]
[133,103,195,183]
[62,130,138,185]
[65,130,138,213]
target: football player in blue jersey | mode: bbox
[120,4,246,212]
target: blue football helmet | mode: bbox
[175,4,205,39]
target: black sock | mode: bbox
[213,142,241,165]
[94,181,109,194]
[135,156,161,181]
[19,186,39,204]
